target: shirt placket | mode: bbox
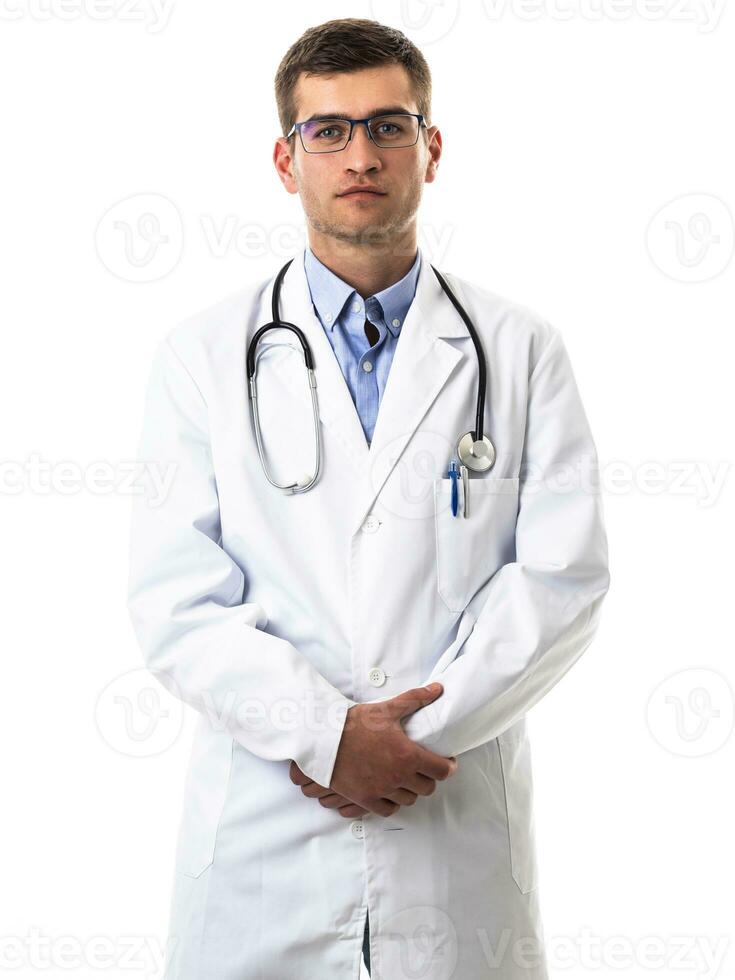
[354,296,385,444]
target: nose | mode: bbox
[342,122,382,172]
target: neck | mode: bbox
[306,228,418,299]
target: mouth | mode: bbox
[337,190,387,198]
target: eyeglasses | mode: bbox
[286,112,426,154]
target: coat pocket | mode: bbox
[496,730,538,894]
[174,728,234,878]
[433,475,519,613]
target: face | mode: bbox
[274,64,441,251]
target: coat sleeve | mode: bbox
[126,335,357,787]
[401,325,611,756]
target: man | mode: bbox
[127,17,610,980]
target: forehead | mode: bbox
[293,64,417,119]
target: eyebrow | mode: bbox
[299,106,414,123]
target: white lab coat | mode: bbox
[126,245,610,979]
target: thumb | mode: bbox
[389,682,444,720]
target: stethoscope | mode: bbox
[246,257,496,494]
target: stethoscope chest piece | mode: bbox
[457,431,496,472]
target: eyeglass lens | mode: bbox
[299,114,419,152]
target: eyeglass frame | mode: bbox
[285,112,428,154]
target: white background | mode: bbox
[1,1,733,978]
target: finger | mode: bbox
[318,793,349,808]
[376,798,401,816]
[316,791,365,810]
[383,788,418,806]
[300,781,333,799]
[400,772,436,796]
[415,749,458,781]
[362,797,400,817]
[387,683,444,721]
[289,760,312,785]
[338,803,368,818]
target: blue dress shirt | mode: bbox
[303,245,422,445]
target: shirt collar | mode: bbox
[303,245,422,338]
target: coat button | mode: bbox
[368,667,386,687]
[361,514,381,533]
[351,820,364,839]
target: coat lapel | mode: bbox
[273,247,472,536]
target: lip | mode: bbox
[338,188,386,197]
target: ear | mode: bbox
[424,126,442,184]
[274,136,299,195]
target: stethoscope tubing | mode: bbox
[428,265,486,444]
[247,258,487,440]
[246,256,491,490]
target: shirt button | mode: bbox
[351,820,364,839]
[352,300,362,313]
[392,318,400,327]
[361,514,381,533]
[368,667,386,687]
[362,361,373,372]
[324,312,333,323]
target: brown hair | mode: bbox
[274,17,432,138]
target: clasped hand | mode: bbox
[289,682,457,818]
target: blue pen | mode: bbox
[448,458,459,517]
